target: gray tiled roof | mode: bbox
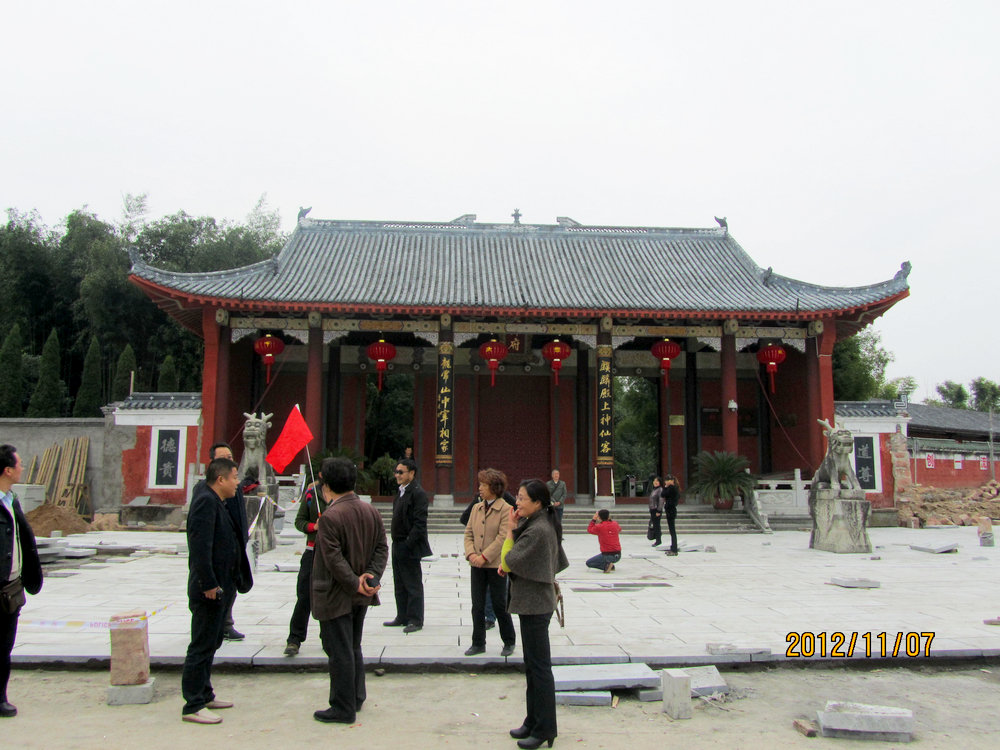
[906,403,998,439]
[129,218,910,318]
[835,400,903,419]
[117,392,202,410]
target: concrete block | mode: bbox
[552,663,660,691]
[981,533,995,547]
[910,542,958,554]
[110,610,150,685]
[661,669,692,719]
[637,687,662,702]
[817,702,913,742]
[107,678,155,705]
[555,691,612,706]
[978,517,993,535]
[50,530,63,537]
[829,576,881,589]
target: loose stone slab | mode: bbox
[817,701,914,742]
[662,669,692,719]
[707,643,771,655]
[910,542,958,554]
[637,666,729,700]
[107,678,155,705]
[829,576,881,589]
[555,691,612,706]
[552,663,660,691]
[59,548,97,559]
[273,563,299,572]
[44,570,80,578]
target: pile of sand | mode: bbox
[25,503,91,537]
[897,482,1000,527]
[89,513,121,531]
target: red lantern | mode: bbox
[478,339,509,387]
[253,334,285,384]
[366,339,397,391]
[756,344,787,393]
[541,339,572,385]
[650,339,682,388]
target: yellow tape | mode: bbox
[20,601,178,630]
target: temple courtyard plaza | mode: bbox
[6,525,1000,748]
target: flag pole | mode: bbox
[300,405,318,491]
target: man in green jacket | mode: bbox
[283,479,329,656]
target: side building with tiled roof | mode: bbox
[129,214,911,505]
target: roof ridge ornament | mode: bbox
[714,216,728,232]
[297,206,312,224]
[894,261,912,282]
[512,208,521,225]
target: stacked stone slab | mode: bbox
[816,702,914,742]
[107,609,155,706]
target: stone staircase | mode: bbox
[371,503,763,535]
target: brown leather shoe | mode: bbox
[182,709,222,724]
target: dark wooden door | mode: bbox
[478,376,550,489]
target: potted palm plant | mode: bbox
[688,451,757,510]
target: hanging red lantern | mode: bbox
[366,339,397,391]
[650,339,682,388]
[756,344,787,393]
[478,339,509,387]
[253,334,285,384]
[541,339,572,385]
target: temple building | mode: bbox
[129,213,910,506]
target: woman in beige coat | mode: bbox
[463,468,516,656]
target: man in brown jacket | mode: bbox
[311,457,389,724]
[463,468,516,657]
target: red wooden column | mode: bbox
[201,307,221,446]
[214,316,230,446]
[306,325,323,453]
[806,320,837,469]
[659,376,671,477]
[721,332,738,454]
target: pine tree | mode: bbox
[0,325,23,417]
[112,344,137,402]
[27,328,63,418]
[158,354,179,392]
[73,336,104,417]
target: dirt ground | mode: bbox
[4,664,999,749]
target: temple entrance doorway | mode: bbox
[478,376,551,489]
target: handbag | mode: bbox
[553,582,565,628]
[646,519,656,541]
[1,577,26,614]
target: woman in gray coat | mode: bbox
[500,479,569,749]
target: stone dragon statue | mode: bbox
[238,412,279,500]
[811,418,861,491]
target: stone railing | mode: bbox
[754,469,812,517]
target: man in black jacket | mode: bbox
[383,458,431,633]
[181,457,252,724]
[0,445,42,719]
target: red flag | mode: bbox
[266,405,314,474]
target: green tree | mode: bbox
[935,380,969,409]
[971,377,1000,413]
[27,329,63,417]
[112,344,137,401]
[832,329,893,400]
[158,354,179,392]
[0,324,23,417]
[878,375,918,401]
[364,373,414,462]
[73,336,103,417]
[613,376,658,487]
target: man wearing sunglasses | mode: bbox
[383,459,431,633]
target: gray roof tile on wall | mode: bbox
[129,218,910,316]
[117,392,203,410]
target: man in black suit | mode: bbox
[383,458,431,633]
[181,457,253,724]
[206,443,249,641]
[0,445,42,719]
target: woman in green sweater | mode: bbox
[500,479,569,749]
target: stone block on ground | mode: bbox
[110,610,150,686]
[981,533,995,547]
[910,542,958,554]
[552,663,660,691]
[707,643,770,655]
[678,542,705,552]
[107,678,155,706]
[978,517,993,535]
[58,548,97,559]
[661,669,692,719]
[636,665,728,700]
[816,701,914,742]
[273,563,298,572]
[810,496,873,554]
[555,691,612,706]
[829,576,880,589]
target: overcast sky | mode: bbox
[3,2,996,403]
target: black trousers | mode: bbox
[319,606,368,722]
[665,505,678,552]
[649,508,662,545]
[519,612,557,740]
[391,544,424,626]
[1,606,18,703]
[287,548,314,644]
[181,587,235,715]
[470,566,516,648]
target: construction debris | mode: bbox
[897,483,1000,528]
[25,503,91,538]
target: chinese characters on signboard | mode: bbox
[436,342,454,464]
[596,346,613,466]
[155,429,181,487]
[853,436,876,490]
[925,453,935,469]
[954,454,963,470]
[981,455,989,471]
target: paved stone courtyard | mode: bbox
[13,524,1000,668]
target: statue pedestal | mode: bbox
[810,489,872,554]
[246,494,276,554]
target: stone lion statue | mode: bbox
[239,412,278,500]
[811,418,860,491]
